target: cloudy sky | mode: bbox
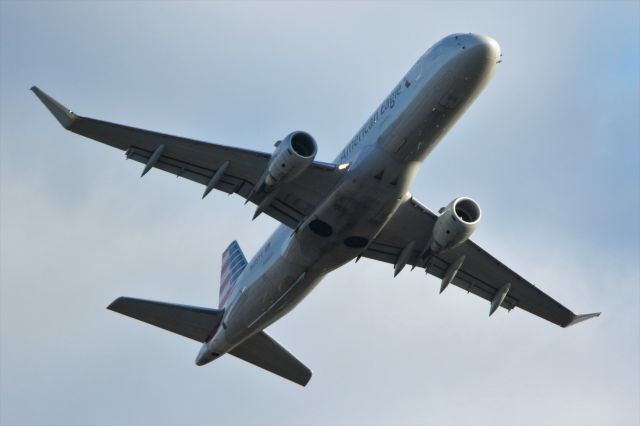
[1,2,638,425]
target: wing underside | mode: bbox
[364,197,600,327]
[32,86,344,229]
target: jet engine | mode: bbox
[265,131,317,187]
[429,197,481,253]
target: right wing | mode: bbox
[363,196,600,327]
[32,87,346,229]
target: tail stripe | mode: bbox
[220,260,246,293]
[222,261,245,283]
[220,271,241,298]
[219,241,247,308]
[221,252,245,278]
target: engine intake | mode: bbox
[430,197,481,253]
[265,131,317,186]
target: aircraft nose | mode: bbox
[463,34,501,63]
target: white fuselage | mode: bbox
[197,33,501,364]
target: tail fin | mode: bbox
[219,240,248,308]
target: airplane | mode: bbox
[32,33,600,387]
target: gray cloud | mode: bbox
[1,1,638,425]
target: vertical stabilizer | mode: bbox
[219,241,248,308]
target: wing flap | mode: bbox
[230,331,312,386]
[107,297,223,342]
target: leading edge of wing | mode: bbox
[31,86,78,129]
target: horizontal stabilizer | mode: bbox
[230,331,312,386]
[565,312,601,327]
[107,297,223,342]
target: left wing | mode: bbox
[32,87,345,229]
[364,196,600,327]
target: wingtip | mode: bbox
[106,296,127,311]
[31,86,77,129]
[298,369,313,387]
[565,312,602,327]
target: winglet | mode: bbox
[565,312,601,327]
[31,86,78,129]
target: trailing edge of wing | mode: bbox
[565,312,601,327]
[31,86,77,129]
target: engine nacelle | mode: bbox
[430,197,481,253]
[265,131,317,187]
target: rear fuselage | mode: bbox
[197,33,500,364]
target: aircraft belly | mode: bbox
[288,147,415,274]
[221,148,417,342]
[221,262,322,342]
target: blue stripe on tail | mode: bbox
[219,241,247,308]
